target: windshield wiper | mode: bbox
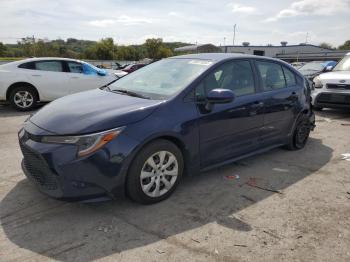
[112,89,150,99]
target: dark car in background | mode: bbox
[18,53,315,204]
[122,63,146,73]
[298,60,337,81]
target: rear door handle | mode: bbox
[31,74,41,77]
[251,101,264,108]
[71,76,80,79]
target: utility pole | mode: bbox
[233,24,237,46]
[224,37,226,46]
[305,32,309,44]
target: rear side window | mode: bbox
[256,61,286,91]
[35,61,63,72]
[18,62,35,69]
[282,67,297,87]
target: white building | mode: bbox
[221,42,348,62]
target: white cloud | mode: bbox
[89,19,115,27]
[89,15,152,27]
[228,3,256,14]
[266,0,350,22]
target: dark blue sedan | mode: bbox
[18,53,315,204]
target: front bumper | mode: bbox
[18,123,140,201]
[312,91,350,109]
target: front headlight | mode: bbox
[313,76,323,89]
[41,127,124,157]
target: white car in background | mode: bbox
[312,53,350,110]
[0,57,117,111]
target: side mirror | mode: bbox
[207,89,235,104]
[324,65,333,72]
[97,69,107,76]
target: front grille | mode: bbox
[327,84,350,90]
[317,93,350,105]
[19,140,59,190]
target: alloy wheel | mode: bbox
[140,151,179,198]
[14,91,34,109]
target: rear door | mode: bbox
[254,60,301,146]
[29,60,69,100]
[197,59,265,168]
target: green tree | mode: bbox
[0,42,7,56]
[319,42,334,50]
[144,38,173,59]
[338,40,350,50]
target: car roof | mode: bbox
[170,53,282,63]
[15,57,83,63]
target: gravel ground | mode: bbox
[0,105,349,262]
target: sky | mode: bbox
[0,0,349,46]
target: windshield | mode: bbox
[108,58,213,99]
[333,56,350,71]
[299,62,324,71]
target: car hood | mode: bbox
[318,71,350,83]
[30,89,163,135]
[299,69,321,77]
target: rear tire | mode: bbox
[285,115,311,151]
[9,86,38,111]
[312,105,323,111]
[126,139,184,204]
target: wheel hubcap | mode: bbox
[14,91,34,108]
[296,121,310,146]
[140,151,178,198]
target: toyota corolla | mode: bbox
[18,53,315,204]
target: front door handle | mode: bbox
[31,74,41,77]
[71,76,80,79]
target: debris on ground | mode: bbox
[156,249,165,254]
[262,230,282,240]
[296,235,303,239]
[272,167,289,173]
[341,123,350,126]
[243,178,283,194]
[191,238,200,243]
[341,153,350,161]
[240,195,256,203]
[214,249,219,255]
[97,225,113,233]
[223,174,240,180]
[234,244,247,247]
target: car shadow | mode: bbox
[315,108,350,123]
[0,138,332,261]
[0,105,38,118]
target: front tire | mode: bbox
[285,115,311,150]
[126,139,184,204]
[9,86,38,111]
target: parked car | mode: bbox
[298,60,337,81]
[18,53,315,204]
[107,69,128,78]
[122,63,146,73]
[311,53,350,110]
[0,57,117,111]
[291,62,306,69]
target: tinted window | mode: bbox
[283,67,297,87]
[256,61,286,91]
[195,60,255,100]
[18,62,35,69]
[35,61,63,72]
[67,62,83,73]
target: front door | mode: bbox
[197,59,265,168]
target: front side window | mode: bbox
[283,67,297,87]
[195,60,256,101]
[35,61,63,72]
[108,58,212,100]
[67,62,83,73]
[256,61,286,91]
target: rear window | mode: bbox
[18,62,35,69]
